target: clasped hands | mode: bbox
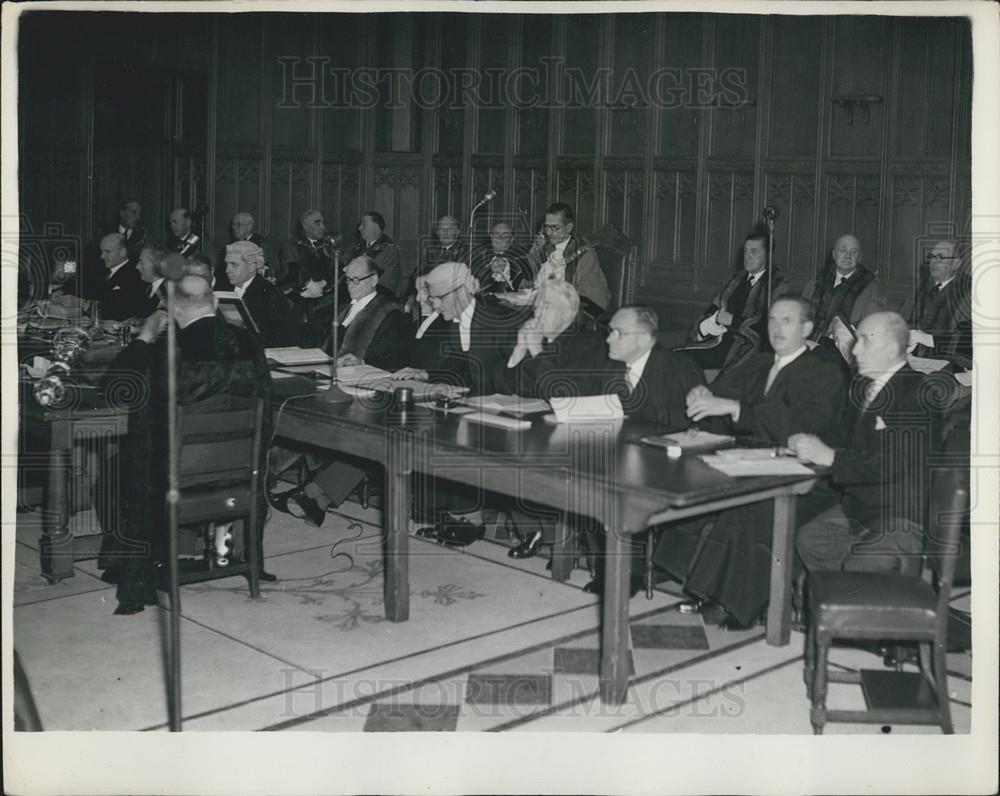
[299,279,327,299]
[685,384,739,422]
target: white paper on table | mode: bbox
[463,393,551,415]
[548,394,624,423]
[700,455,815,477]
[954,370,972,387]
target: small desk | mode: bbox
[274,396,817,705]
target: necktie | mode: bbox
[764,356,782,395]
[626,365,638,392]
[861,379,878,410]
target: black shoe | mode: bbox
[257,570,278,583]
[718,612,764,631]
[508,530,544,559]
[435,516,485,547]
[291,494,326,527]
[270,486,302,515]
[677,598,711,614]
[582,575,644,597]
[415,525,439,540]
[113,601,145,616]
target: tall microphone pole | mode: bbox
[321,247,353,404]
[763,205,780,309]
[159,252,185,732]
[468,190,497,266]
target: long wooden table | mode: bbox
[274,394,817,705]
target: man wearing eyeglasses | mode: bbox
[907,240,972,367]
[527,203,611,317]
[333,255,407,371]
[392,261,521,395]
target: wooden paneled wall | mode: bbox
[18,11,971,318]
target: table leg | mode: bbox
[40,447,74,583]
[767,493,797,646]
[550,514,574,583]
[599,522,631,705]
[384,434,411,622]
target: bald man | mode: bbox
[792,311,933,575]
[802,234,885,342]
[97,274,275,613]
[471,222,531,295]
[392,261,522,395]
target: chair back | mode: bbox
[589,224,638,310]
[176,395,264,491]
[924,467,969,626]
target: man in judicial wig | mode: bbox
[907,239,973,368]
[654,295,847,629]
[392,261,522,396]
[96,273,274,614]
[225,240,295,347]
[680,232,791,374]
[802,234,885,342]
[792,311,932,575]
[333,255,408,371]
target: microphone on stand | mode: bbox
[762,205,780,309]
[321,250,354,404]
[469,190,498,264]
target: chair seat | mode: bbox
[810,571,938,637]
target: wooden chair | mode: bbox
[168,395,266,598]
[589,224,639,313]
[803,468,968,734]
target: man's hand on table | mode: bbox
[787,433,835,467]
[391,367,429,382]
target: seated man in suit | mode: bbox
[582,305,705,595]
[350,211,402,299]
[803,233,885,343]
[404,216,470,321]
[97,273,274,614]
[793,311,931,575]
[471,222,532,295]
[680,232,791,374]
[907,239,972,368]
[97,233,147,321]
[135,246,168,319]
[655,295,848,628]
[166,208,201,257]
[527,202,611,318]
[225,241,295,347]
[334,255,409,370]
[392,261,521,396]
[216,211,269,289]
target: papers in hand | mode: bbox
[547,394,624,423]
[701,450,814,477]
[639,429,735,450]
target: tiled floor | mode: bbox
[12,501,973,735]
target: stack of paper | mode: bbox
[265,347,331,366]
[639,429,735,450]
[700,453,814,477]
[462,394,551,416]
[546,395,624,423]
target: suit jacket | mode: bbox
[422,296,521,396]
[119,225,146,263]
[167,232,201,258]
[336,292,409,371]
[98,263,147,321]
[607,344,705,431]
[803,264,885,340]
[831,365,932,528]
[352,234,403,298]
[527,235,611,315]
[683,267,792,372]
[276,236,340,295]
[136,280,168,319]
[239,275,295,347]
[909,273,972,362]
[709,348,847,445]
[506,319,614,399]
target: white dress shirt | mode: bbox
[341,291,377,327]
[233,274,255,298]
[453,297,476,352]
[626,347,653,391]
[833,269,856,289]
[865,359,907,408]
[148,278,164,299]
[764,345,808,394]
[415,311,440,340]
[106,261,129,281]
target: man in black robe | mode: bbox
[97,274,273,614]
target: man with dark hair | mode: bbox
[117,200,146,263]
[225,240,295,347]
[793,311,932,575]
[803,234,885,342]
[656,295,848,628]
[527,202,610,317]
[135,246,168,318]
[97,273,274,614]
[680,232,791,374]
[334,255,408,370]
[167,208,200,257]
[907,239,972,368]
[97,232,147,321]
[351,211,402,298]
